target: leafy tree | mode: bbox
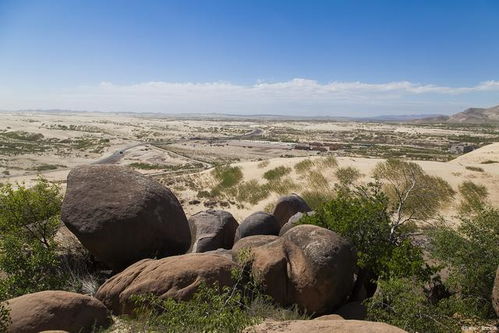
[429,206,499,318]
[334,166,361,186]
[300,183,432,282]
[373,159,454,239]
[0,178,61,247]
[0,178,68,298]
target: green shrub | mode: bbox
[211,165,243,188]
[429,207,499,318]
[366,278,460,333]
[129,283,259,333]
[300,184,431,281]
[0,178,69,298]
[0,302,9,333]
[263,166,291,181]
[335,166,361,185]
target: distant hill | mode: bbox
[417,105,499,124]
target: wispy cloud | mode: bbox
[2,79,499,115]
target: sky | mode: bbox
[1,0,499,116]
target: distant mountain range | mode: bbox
[2,106,498,123]
[416,105,499,124]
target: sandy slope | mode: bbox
[449,142,499,165]
[3,141,498,224]
[200,153,498,222]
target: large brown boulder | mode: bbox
[189,210,238,253]
[272,194,312,228]
[6,291,111,333]
[493,265,499,317]
[234,212,280,243]
[243,320,407,333]
[239,225,357,315]
[95,252,236,314]
[61,165,191,270]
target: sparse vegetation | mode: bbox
[373,159,454,236]
[335,166,361,185]
[465,166,484,172]
[319,155,338,168]
[305,170,328,189]
[294,159,314,173]
[257,160,270,168]
[235,180,270,205]
[263,166,291,181]
[211,165,243,189]
[34,164,64,171]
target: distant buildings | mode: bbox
[293,142,341,152]
[449,143,475,154]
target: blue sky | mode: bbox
[1,0,499,115]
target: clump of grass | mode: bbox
[270,177,298,195]
[480,160,498,164]
[257,160,270,168]
[300,190,336,210]
[319,155,338,168]
[34,164,65,171]
[335,166,361,185]
[306,170,328,189]
[235,180,270,205]
[465,166,484,172]
[263,166,291,181]
[294,159,315,173]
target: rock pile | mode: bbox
[3,165,410,332]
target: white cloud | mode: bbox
[1,79,499,116]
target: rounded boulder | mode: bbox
[61,165,191,270]
[95,252,237,314]
[234,212,280,243]
[189,210,238,253]
[6,290,111,333]
[244,225,357,315]
[272,194,312,228]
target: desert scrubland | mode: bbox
[1,111,498,221]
